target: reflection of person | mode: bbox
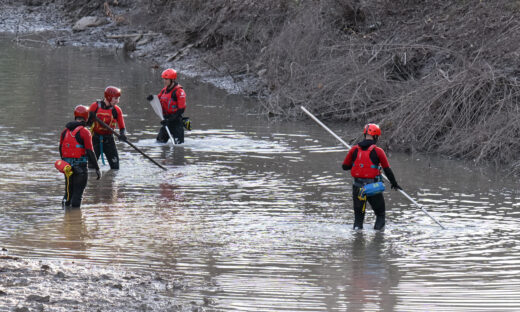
[147,68,186,144]
[61,207,89,257]
[59,105,101,208]
[342,124,401,230]
[346,232,398,311]
[88,86,127,169]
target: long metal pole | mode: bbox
[300,106,445,229]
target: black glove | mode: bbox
[96,169,102,180]
[391,182,402,191]
[118,129,127,142]
[160,119,168,126]
[383,167,401,191]
[147,94,154,101]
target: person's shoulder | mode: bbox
[348,145,359,154]
[374,145,387,155]
[79,126,91,135]
[176,86,186,95]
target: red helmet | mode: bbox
[161,68,177,80]
[104,86,121,102]
[74,105,89,121]
[363,123,381,137]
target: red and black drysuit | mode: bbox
[156,82,186,144]
[59,121,99,208]
[88,101,126,169]
[342,139,400,230]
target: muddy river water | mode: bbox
[1,35,520,311]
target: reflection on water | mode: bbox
[1,34,520,310]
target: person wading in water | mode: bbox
[342,124,401,230]
[147,68,187,144]
[59,105,101,208]
[88,86,127,169]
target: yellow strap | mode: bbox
[358,190,367,213]
[65,173,71,202]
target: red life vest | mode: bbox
[91,101,119,135]
[350,145,381,178]
[158,85,184,115]
[61,126,86,158]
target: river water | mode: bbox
[1,35,520,311]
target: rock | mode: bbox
[112,283,123,290]
[0,289,6,296]
[123,38,136,52]
[26,295,50,303]
[72,16,107,32]
[14,307,29,312]
[55,271,65,279]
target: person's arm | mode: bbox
[342,147,357,171]
[114,106,127,141]
[383,167,401,190]
[376,148,401,190]
[86,102,98,126]
[176,88,186,110]
[81,129,101,179]
[115,106,126,130]
[59,129,65,158]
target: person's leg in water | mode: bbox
[352,185,366,229]
[69,166,88,208]
[156,123,170,143]
[368,193,386,230]
[171,117,184,144]
[103,135,119,169]
[89,134,101,168]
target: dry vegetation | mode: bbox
[64,0,520,171]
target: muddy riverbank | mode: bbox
[0,254,212,311]
[0,1,254,95]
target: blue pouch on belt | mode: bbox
[360,182,385,197]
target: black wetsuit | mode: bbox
[157,110,184,144]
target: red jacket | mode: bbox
[158,84,186,115]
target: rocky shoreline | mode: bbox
[0,1,255,95]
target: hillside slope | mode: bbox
[13,0,520,171]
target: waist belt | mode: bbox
[354,176,382,187]
[63,157,88,167]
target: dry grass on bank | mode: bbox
[69,0,520,171]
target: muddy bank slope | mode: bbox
[3,0,520,170]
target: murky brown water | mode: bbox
[1,34,520,311]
